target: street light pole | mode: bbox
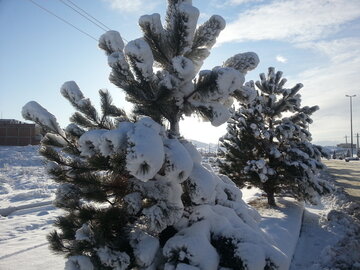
[346,94,356,157]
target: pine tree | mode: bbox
[219,67,331,207]
[23,2,288,269]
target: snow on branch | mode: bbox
[124,39,154,82]
[99,30,125,55]
[177,3,200,55]
[22,101,64,136]
[192,15,226,50]
[224,52,260,74]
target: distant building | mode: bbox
[0,119,41,146]
[336,143,356,149]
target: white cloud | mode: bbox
[276,55,287,63]
[290,38,360,144]
[226,0,264,5]
[218,0,360,44]
[103,0,159,13]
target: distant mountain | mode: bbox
[189,139,218,152]
[312,140,339,147]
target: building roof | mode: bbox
[0,119,28,125]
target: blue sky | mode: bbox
[1,0,360,145]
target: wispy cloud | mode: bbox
[226,0,264,5]
[103,0,160,13]
[276,55,287,63]
[218,0,360,44]
[290,37,360,143]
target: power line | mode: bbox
[27,0,98,42]
[63,0,129,43]
[57,0,109,32]
[63,0,111,30]
[59,0,129,44]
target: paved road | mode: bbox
[323,159,360,201]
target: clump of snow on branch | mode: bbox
[163,138,193,182]
[177,2,200,54]
[192,15,226,49]
[224,52,260,74]
[130,229,159,267]
[22,101,64,136]
[96,246,130,270]
[99,30,124,54]
[60,81,91,109]
[78,129,107,157]
[65,255,94,270]
[124,39,154,82]
[126,119,164,182]
[139,13,163,36]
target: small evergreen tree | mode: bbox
[23,2,289,269]
[219,67,330,206]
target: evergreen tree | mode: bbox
[219,67,331,207]
[23,2,288,269]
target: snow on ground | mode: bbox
[0,146,64,269]
[257,198,304,270]
[0,146,358,270]
[0,146,57,209]
[246,197,304,269]
[291,169,360,270]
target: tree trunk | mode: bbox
[264,181,277,207]
[266,191,276,207]
[169,113,180,137]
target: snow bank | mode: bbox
[259,198,304,270]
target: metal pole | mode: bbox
[346,94,356,157]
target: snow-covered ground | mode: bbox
[0,146,359,269]
[0,146,64,269]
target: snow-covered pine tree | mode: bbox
[23,2,288,269]
[219,67,331,207]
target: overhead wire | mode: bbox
[27,0,98,42]
[57,0,129,43]
[27,0,129,44]
[57,0,109,32]
[61,0,111,31]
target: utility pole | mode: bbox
[346,94,356,157]
[356,133,359,153]
[345,135,348,145]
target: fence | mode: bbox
[0,120,41,146]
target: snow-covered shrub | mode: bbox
[219,67,331,206]
[22,1,289,269]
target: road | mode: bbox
[323,159,360,201]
